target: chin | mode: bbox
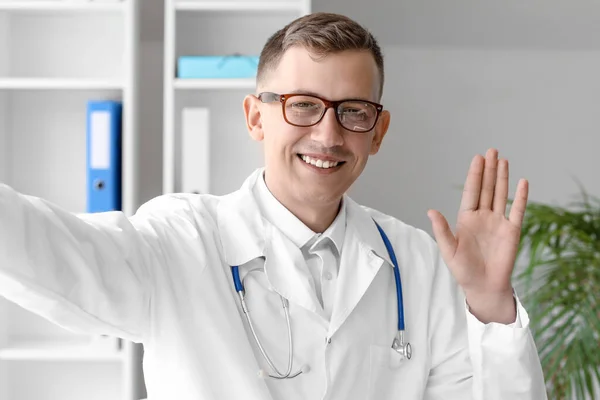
[299,186,345,206]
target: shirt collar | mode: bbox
[253,169,346,254]
[316,198,346,255]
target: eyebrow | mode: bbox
[288,89,373,103]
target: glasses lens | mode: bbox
[337,101,378,132]
[284,95,325,126]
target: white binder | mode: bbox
[181,108,210,194]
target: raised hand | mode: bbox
[427,148,529,324]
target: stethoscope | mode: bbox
[230,221,411,379]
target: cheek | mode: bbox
[346,135,374,158]
[261,109,285,135]
[263,121,308,152]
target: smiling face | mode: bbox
[244,45,390,215]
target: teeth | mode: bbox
[300,155,340,169]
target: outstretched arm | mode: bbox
[0,184,186,343]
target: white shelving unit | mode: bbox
[162,0,311,195]
[0,1,143,400]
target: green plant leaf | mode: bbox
[512,187,600,399]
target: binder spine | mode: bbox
[86,100,123,213]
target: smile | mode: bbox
[298,154,344,169]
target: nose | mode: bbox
[310,108,344,148]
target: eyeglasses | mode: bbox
[258,92,384,133]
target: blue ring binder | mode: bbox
[86,100,123,213]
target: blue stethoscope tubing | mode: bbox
[231,220,411,379]
[374,222,405,331]
[374,222,412,360]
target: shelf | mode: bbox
[0,340,124,362]
[0,78,124,90]
[174,1,303,12]
[174,77,256,90]
[0,1,125,12]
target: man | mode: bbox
[0,12,546,400]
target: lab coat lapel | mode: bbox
[216,170,275,400]
[328,197,394,339]
[345,197,394,267]
[217,169,266,267]
[263,225,326,319]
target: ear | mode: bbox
[369,110,390,155]
[243,94,264,142]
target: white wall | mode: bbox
[350,47,600,231]
[315,0,600,50]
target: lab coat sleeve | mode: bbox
[423,241,548,400]
[0,183,187,343]
[466,294,548,399]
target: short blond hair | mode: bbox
[257,12,385,98]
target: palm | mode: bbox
[428,148,529,301]
[450,210,521,294]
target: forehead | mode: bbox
[267,46,380,102]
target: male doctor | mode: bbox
[0,12,546,400]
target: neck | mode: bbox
[264,173,341,233]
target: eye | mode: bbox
[344,108,364,114]
[291,101,319,109]
[340,101,376,117]
[341,108,368,120]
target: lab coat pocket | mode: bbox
[366,344,410,400]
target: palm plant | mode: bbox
[512,187,600,399]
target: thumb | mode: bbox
[427,209,457,262]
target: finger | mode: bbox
[492,158,509,216]
[508,179,529,227]
[427,209,458,261]
[459,155,484,212]
[478,148,499,210]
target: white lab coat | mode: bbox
[0,168,547,400]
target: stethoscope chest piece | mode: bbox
[392,331,412,360]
